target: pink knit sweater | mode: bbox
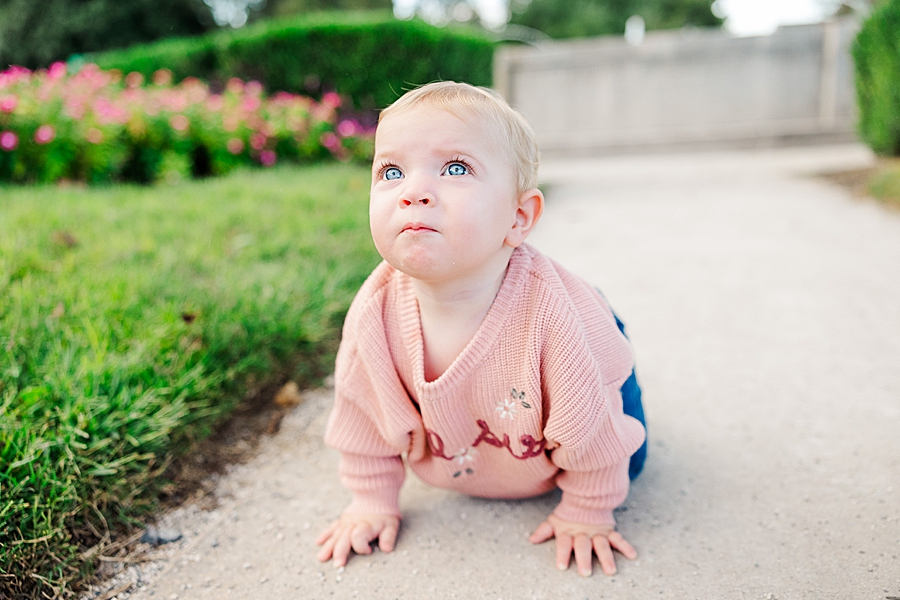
[324,244,646,526]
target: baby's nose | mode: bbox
[401,196,431,206]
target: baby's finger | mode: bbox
[332,533,353,567]
[315,520,339,546]
[316,535,336,562]
[573,534,593,577]
[379,520,399,552]
[592,535,617,575]
[607,531,638,560]
[555,533,573,571]
[528,520,555,544]
[350,524,374,556]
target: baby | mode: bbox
[315,81,647,577]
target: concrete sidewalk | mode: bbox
[91,144,900,600]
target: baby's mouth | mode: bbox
[402,223,437,233]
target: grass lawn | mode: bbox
[867,159,900,207]
[0,163,379,598]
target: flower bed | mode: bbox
[0,62,373,185]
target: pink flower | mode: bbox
[241,96,261,112]
[93,97,129,125]
[336,119,357,137]
[34,124,55,145]
[86,128,103,144]
[48,62,67,79]
[249,132,266,151]
[226,78,244,94]
[320,132,340,150]
[206,95,223,112]
[0,95,17,113]
[169,114,190,132]
[161,92,188,112]
[125,71,144,88]
[64,100,85,120]
[0,66,32,89]
[260,150,276,167]
[77,63,103,81]
[0,131,18,151]
[185,83,208,104]
[245,80,263,96]
[226,138,244,155]
[321,92,341,109]
[152,69,173,86]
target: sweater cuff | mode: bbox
[552,457,630,526]
[339,452,405,518]
[552,494,616,527]
[344,491,402,518]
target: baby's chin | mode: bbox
[382,250,457,283]
[389,257,446,281]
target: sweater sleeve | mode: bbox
[539,288,646,526]
[323,302,417,518]
[324,380,406,517]
[549,408,638,526]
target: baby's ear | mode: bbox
[505,188,544,248]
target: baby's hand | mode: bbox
[315,513,400,567]
[529,513,637,577]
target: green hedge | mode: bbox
[90,11,495,110]
[853,0,900,155]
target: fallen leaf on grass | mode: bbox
[274,381,302,407]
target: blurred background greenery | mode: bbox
[0,0,729,70]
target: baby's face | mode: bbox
[369,105,521,284]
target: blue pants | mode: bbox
[612,313,647,481]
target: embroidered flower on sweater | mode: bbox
[513,387,531,409]
[452,446,477,477]
[497,388,530,419]
[453,446,477,465]
[495,396,518,420]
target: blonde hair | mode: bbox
[378,81,540,195]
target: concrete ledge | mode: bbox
[496,18,861,154]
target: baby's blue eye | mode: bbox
[384,167,403,180]
[446,163,468,176]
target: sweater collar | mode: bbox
[398,244,533,397]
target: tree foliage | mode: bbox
[508,0,722,39]
[0,0,213,69]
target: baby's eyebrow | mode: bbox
[373,148,485,170]
[372,151,396,162]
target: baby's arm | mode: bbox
[316,513,400,567]
[529,513,636,576]
[535,307,644,575]
[314,451,406,566]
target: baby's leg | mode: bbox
[619,364,646,480]
[593,287,648,479]
[612,312,647,481]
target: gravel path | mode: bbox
[83,143,900,600]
